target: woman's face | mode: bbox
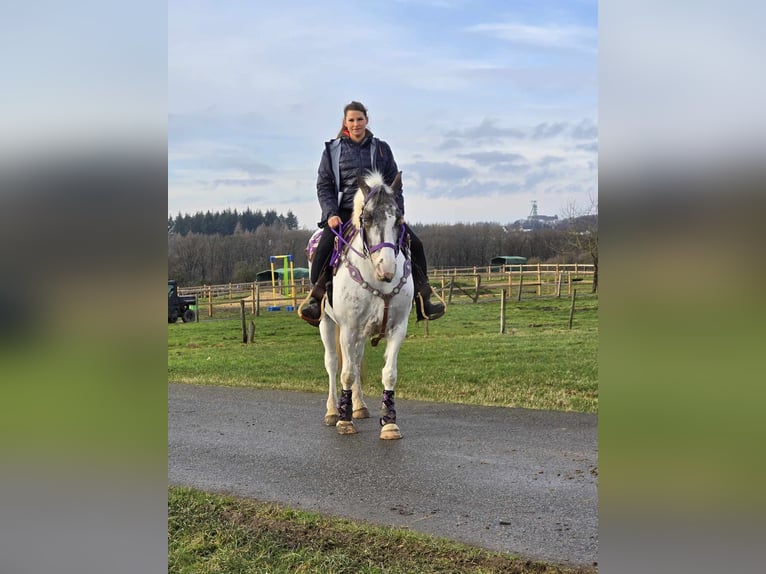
[344,110,368,143]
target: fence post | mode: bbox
[255,284,261,317]
[473,274,481,303]
[240,300,247,343]
[568,289,577,329]
[517,274,524,301]
[207,285,213,317]
[448,278,455,304]
[507,272,512,298]
[537,263,542,296]
[556,272,563,298]
[500,289,507,334]
[251,282,256,314]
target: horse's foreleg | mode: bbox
[351,356,370,420]
[320,319,339,426]
[336,332,364,435]
[379,330,405,440]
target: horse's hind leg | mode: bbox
[320,319,339,426]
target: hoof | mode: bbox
[379,423,401,440]
[353,407,370,419]
[324,414,339,426]
[336,420,357,435]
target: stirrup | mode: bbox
[415,289,445,321]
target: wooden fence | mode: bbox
[176,263,595,320]
[431,263,595,304]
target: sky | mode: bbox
[168,0,597,229]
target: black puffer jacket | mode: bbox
[316,131,403,226]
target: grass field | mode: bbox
[169,487,596,574]
[168,294,598,413]
[168,294,598,572]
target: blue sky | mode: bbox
[168,0,597,228]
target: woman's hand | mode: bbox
[328,215,342,229]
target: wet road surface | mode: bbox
[168,383,598,566]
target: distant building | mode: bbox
[514,200,558,231]
[490,256,527,271]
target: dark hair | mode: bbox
[336,101,368,138]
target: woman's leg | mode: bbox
[310,226,335,284]
[300,226,335,326]
[406,226,445,321]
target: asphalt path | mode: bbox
[168,383,598,567]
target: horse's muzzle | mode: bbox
[376,270,395,282]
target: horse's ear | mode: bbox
[358,174,370,196]
[391,171,403,194]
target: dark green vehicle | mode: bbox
[168,280,197,323]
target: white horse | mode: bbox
[305,170,414,440]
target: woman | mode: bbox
[299,101,444,326]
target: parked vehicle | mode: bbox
[168,280,197,323]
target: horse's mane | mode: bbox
[352,170,390,224]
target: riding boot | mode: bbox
[412,265,445,321]
[299,270,328,326]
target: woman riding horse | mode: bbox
[299,100,444,326]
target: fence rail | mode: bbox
[175,263,595,320]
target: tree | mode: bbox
[284,210,299,230]
[561,198,598,292]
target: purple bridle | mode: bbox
[329,184,406,263]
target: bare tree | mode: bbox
[561,196,598,292]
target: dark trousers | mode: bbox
[310,220,429,285]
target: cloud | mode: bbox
[212,178,272,188]
[466,21,597,52]
[443,118,598,146]
[577,142,599,153]
[539,155,566,167]
[445,179,526,199]
[457,151,528,166]
[445,118,526,141]
[531,122,569,139]
[438,138,464,151]
[572,118,598,139]
[405,160,473,185]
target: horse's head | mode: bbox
[353,170,404,283]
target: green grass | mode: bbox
[168,486,596,574]
[168,295,598,413]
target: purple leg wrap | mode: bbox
[338,389,353,422]
[380,390,396,426]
